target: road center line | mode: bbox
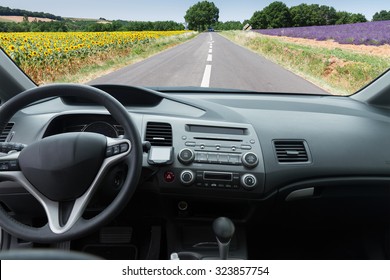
[207,54,212,62]
[209,49,212,53]
[201,65,212,88]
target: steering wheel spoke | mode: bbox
[0,151,21,172]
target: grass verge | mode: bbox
[221,31,390,95]
[34,32,197,84]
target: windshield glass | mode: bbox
[0,0,389,96]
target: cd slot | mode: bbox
[193,137,242,142]
[203,171,233,181]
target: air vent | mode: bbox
[145,122,172,146]
[274,140,309,163]
[0,123,14,142]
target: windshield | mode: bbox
[0,0,389,96]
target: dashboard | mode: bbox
[2,83,390,259]
[3,84,390,206]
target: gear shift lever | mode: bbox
[212,217,235,260]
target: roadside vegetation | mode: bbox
[221,31,390,95]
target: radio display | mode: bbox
[203,172,232,181]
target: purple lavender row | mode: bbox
[254,20,390,46]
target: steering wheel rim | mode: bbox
[0,83,143,243]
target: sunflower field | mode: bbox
[0,31,190,83]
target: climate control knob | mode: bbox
[178,148,195,165]
[180,170,195,186]
[241,152,259,168]
[241,174,257,189]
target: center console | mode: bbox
[150,121,265,198]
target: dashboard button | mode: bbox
[241,174,257,189]
[106,146,114,157]
[241,145,252,150]
[185,141,196,147]
[195,152,208,163]
[120,143,129,153]
[218,153,229,164]
[228,154,240,165]
[178,148,195,164]
[0,162,9,170]
[180,170,195,186]
[8,160,19,171]
[242,152,259,168]
[113,145,120,155]
[207,153,219,163]
[164,171,175,183]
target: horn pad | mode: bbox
[19,133,107,201]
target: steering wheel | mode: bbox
[0,84,143,243]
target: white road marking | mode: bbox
[201,65,212,88]
[201,34,214,87]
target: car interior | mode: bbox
[0,48,390,260]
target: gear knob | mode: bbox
[213,217,235,243]
[213,217,235,259]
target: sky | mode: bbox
[1,0,389,22]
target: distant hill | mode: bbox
[0,15,56,23]
[0,5,62,21]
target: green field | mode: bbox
[222,31,390,95]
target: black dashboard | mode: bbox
[6,86,390,199]
[3,84,390,205]
[2,84,390,259]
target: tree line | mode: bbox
[249,1,369,29]
[185,1,390,31]
[0,19,184,32]
[0,5,184,32]
[1,3,390,33]
[0,6,62,21]
[373,10,390,21]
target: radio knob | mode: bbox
[241,174,257,189]
[180,170,195,186]
[241,152,259,168]
[178,148,195,165]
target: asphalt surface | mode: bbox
[89,33,327,94]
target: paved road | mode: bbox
[89,33,327,94]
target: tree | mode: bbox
[250,10,268,29]
[214,21,243,30]
[250,1,291,29]
[184,1,219,31]
[349,13,367,23]
[336,11,367,24]
[319,5,337,25]
[373,10,390,21]
[262,1,291,28]
[290,4,337,27]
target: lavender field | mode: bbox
[255,20,390,46]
